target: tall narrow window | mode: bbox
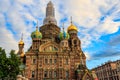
[49,71,52,78]
[54,71,57,78]
[45,59,48,64]
[74,40,77,47]
[54,59,57,64]
[66,58,68,65]
[50,59,52,64]
[66,71,69,78]
[33,59,36,64]
[44,71,48,77]
[32,71,35,78]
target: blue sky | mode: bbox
[0,0,120,69]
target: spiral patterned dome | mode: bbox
[59,31,69,40]
[31,27,42,39]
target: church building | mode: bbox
[18,1,96,80]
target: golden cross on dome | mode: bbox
[36,20,38,30]
[21,33,23,40]
[70,16,73,24]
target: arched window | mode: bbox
[74,40,77,45]
[45,59,48,64]
[32,71,35,78]
[33,59,36,64]
[49,71,52,78]
[50,59,52,64]
[44,71,48,77]
[54,59,57,64]
[66,71,69,78]
[66,58,68,65]
[54,71,57,78]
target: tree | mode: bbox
[0,47,8,79]
[0,47,21,79]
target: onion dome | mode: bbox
[18,40,24,45]
[59,31,69,40]
[67,23,78,32]
[18,34,24,45]
[67,17,78,32]
[31,26,42,39]
[59,23,70,40]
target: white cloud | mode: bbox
[84,52,91,60]
[0,0,120,56]
[60,0,120,49]
[97,16,120,34]
[0,27,18,53]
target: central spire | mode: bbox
[43,1,57,25]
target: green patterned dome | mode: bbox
[31,27,42,39]
[59,31,69,40]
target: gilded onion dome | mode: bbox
[19,40,24,45]
[18,34,24,45]
[67,23,78,32]
[31,27,42,39]
[67,17,78,32]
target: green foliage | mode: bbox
[0,47,21,79]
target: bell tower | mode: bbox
[31,22,42,50]
[43,1,57,25]
[67,17,81,51]
[40,1,60,40]
[59,23,70,51]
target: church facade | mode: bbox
[18,1,96,80]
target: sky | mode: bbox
[0,0,120,69]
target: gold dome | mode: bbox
[18,40,24,45]
[20,52,25,57]
[67,23,78,32]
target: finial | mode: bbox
[62,23,64,31]
[21,33,23,40]
[70,16,73,24]
[48,1,53,5]
[36,20,38,30]
[49,1,52,4]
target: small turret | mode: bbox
[67,17,81,51]
[59,23,70,51]
[18,34,25,58]
[67,17,78,38]
[31,21,42,50]
[31,22,42,39]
